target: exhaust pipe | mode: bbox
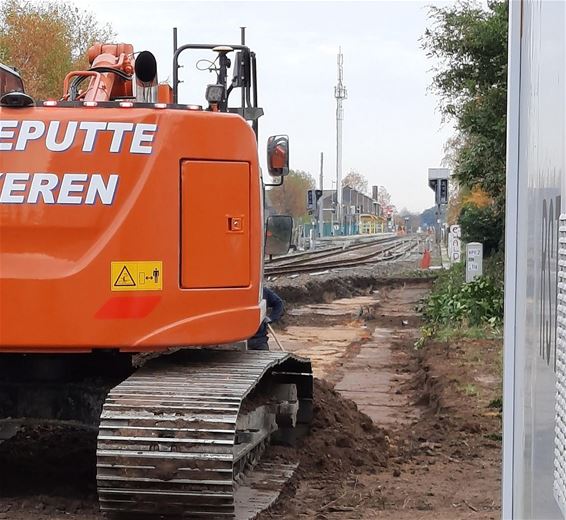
[134,51,158,102]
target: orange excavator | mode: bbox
[0,31,312,519]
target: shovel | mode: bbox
[267,323,286,352]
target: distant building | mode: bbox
[320,186,384,235]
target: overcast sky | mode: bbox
[73,0,454,213]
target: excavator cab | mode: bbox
[0,63,24,95]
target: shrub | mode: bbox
[459,204,504,256]
[421,261,503,329]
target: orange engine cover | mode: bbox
[0,106,264,352]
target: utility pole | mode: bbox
[319,152,324,238]
[334,47,347,235]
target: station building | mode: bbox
[318,186,384,235]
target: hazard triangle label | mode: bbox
[110,261,163,292]
[114,266,136,287]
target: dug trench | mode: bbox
[0,279,501,519]
[258,280,502,519]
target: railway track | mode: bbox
[265,238,417,276]
[266,235,398,267]
[267,236,399,269]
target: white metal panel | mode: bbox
[555,216,566,516]
[502,1,522,516]
[505,0,566,518]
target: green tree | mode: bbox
[422,0,508,246]
[458,203,503,256]
[267,170,316,222]
[0,0,114,99]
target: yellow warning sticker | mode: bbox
[111,261,163,292]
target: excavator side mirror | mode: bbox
[267,135,289,177]
[265,215,293,257]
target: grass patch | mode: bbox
[459,383,478,397]
[488,397,502,411]
[415,252,504,348]
[433,325,502,342]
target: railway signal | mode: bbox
[427,179,448,204]
[428,169,450,206]
[307,189,323,211]
[439,179,448,204]
[427,168,450,243]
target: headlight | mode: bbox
[205,84,224,103]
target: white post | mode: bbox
[465,242,483,282]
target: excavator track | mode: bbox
[96,350,313,519]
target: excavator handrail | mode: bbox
[62,70,101,100]
[172,43,250,103]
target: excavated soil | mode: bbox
[268,379,389,475]
[259,283,502,520]
[268,256,433,306]
[0,381,389,520]
[0,424,100,519]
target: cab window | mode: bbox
[0,68,24,96]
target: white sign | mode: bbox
[450,224,461,238]
[450,225,461,263]
[466,242,483,282]
[427,167,450,180]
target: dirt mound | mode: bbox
[269,378,389,478]
[302,378,389,472]
[260,379,389,519]
[0,423,97,498]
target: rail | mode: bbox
[265,238,418,276]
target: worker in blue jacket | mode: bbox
[247,287,284,350]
